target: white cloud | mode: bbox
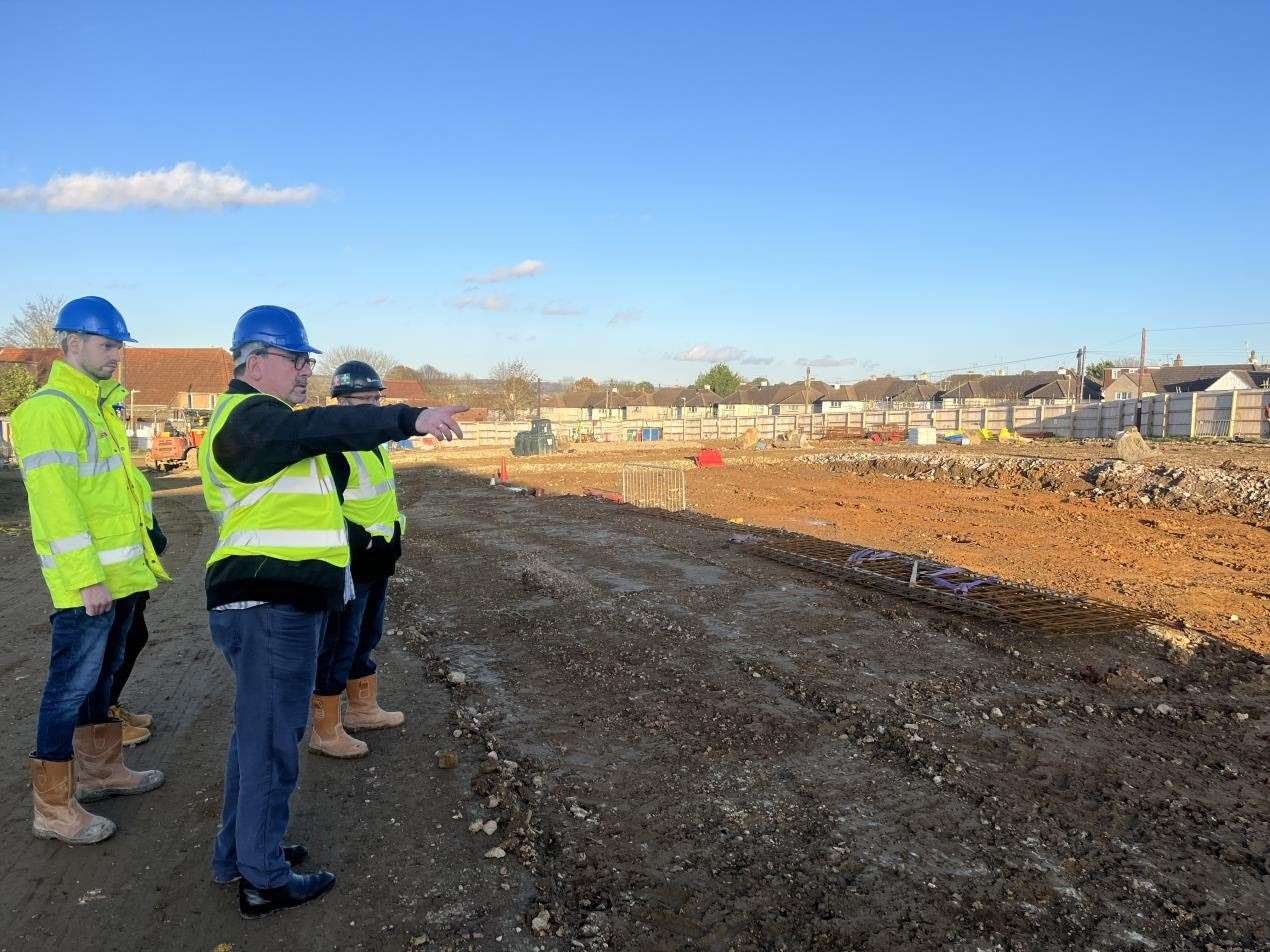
[740,355,774,366]
[542,302,584,316]
[465,259,546,284]
[609,309,642,326]
[451,294,510,312]
[796,355,858,367]
[0,161,320,212]
[674,344,748,362]
[368,295,392,306]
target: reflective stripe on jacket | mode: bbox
[341,446,404,541]
[11,360,168,609]
[199,392,349,569]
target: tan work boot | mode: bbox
[30,757,116,844]
[73,722,165,803]
[308,694,369,759]
[344,674,405,732]
[110,703,154,730]
[121,722,151,747]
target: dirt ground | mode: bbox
[0,449,1266,951]
[431,440,1270,655]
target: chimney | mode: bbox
[1173,354,1183,367]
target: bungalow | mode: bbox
[812,385,865,413]
[938,371,1078,407]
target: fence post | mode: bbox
[1228,392,1239,438]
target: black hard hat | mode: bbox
[331,360,386,397]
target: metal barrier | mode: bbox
[622,463,686,512]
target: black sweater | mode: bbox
[204,379,422,610]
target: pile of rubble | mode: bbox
[795,450,1270,522]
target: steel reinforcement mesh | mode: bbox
[732,534,1153,634]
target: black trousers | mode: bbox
[108,591,150,707]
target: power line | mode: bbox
[1146,320,1270,333]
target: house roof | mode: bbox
[851,376,926,401]
[938,371,1070,402]
[0,347,60,384]
[1148,363,1268,393]
[814,385,861,403]
[1101,371,1157,394]
[117,348,235,408]
[382,378,428,404]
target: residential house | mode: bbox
[116,348,235,415]
[717,385,784,416]
[812,385,865,413]
[0,346,61,385]
[851,376,932,406]
[937,371,1079,406]
[1098,358,1269,398]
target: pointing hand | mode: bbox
[414,406,468,441]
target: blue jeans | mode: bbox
[315,577,388,696]
[35,593,141,761]
[209,604,322,889]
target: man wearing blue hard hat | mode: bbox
[199,304,465,919]
[11,296,168,846]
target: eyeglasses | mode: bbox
[260,349,317,370]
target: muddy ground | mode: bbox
[433,442,1270,654]
[0,457,1266,951]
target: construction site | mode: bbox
[0,427,1265,951]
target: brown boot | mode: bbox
[344,674,405,732]
[30,757,116,844]
[121,722,151,747]
[308,694,369,759]
[73,723,165,803]
[110,703,154,730]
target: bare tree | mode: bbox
[490,359,539,420]
[1,296,65,348]
[417,363,449,380]
[315,345,399,377]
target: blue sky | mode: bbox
[1,1,1267,383]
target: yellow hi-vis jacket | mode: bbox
[11,360,168,609]
[198,392,349,569]
[341,446,405,540]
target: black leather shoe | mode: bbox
[239,870,336,919]
[213,844,309,886]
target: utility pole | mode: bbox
[1074,346,1087,403]
[536,378,542,420]
[802,365,811,415]
[1135,327,1147,429]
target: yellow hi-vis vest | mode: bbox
[11,360,168,609]
[198,392,348,569]
[341,446,405,540]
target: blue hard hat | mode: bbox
[54,296,137,343]
[231,305,321,354]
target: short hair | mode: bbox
[57,331,73,353]
[232,341,268,376]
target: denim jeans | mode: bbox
[35,593,141,761]
[209,604,322,889]
[315,576,388,696]
[109,590,150,706]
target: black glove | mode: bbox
[147,517,168,556]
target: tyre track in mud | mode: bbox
[393,467,1268,951]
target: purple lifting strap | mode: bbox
[924,567,997,597]
[847,548,896,564]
